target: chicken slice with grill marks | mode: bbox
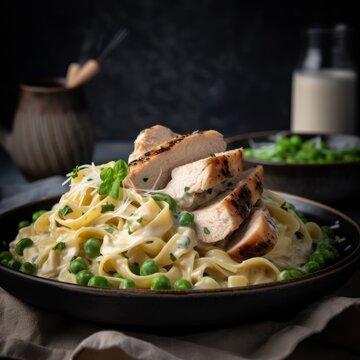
[128,125,179,163]
[226,202,278,260]
[123,130,227,190]
[163,148,243,210]
[193,165,264,243]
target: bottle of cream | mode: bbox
[291,25,357,134]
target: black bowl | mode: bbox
[226,131,360,203]
[0,194,359,330]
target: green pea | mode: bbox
[174,279,193,290]
[320,247,340,264]
[317,242,337,252]
[76,270,93,285]
[18,220,31,230]
[128,261,140,275]
[321,226,334,238]
[83,238,101,258]
[88,276,112,287]
[20,262,36,274]
[243,136,360,164]
[309,252,326,268]
[120,278,136,289]
[325,153,336,162]
[243,148,253,157]
[278,270,291,281]
[288,267,304,278]
[140,259,159,276]
[285,157,297,163]
[0,251,12,262]
[271,156,284,162]
[32,210,46,222]
[112,272,123,279]
[150,274,172,290]
[255,150,272,160]
[343,154,355,161]
[296,150,308,160]
[178,211,194,227]
[290,135,302,147]
[15,238,34,256]
[7,259,21,270]
[317,238,336,250]
[302,261,321,274]
[69,257,87,274]
[276,136,291,151]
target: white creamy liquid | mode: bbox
[291,69,357,133]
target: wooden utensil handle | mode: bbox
[66,63,81,86]
[66,60,100,88]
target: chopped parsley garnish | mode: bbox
[280,202,289,211]
[98,160,128,200]
[176,235,191,249]
[105,226,116,234]
[178,211,194,227]
[280,201,308,223]
[209,153,215,157]
[151,193,177,211]
[136,217,143,224]
[203,227,210,235]
[53,242,66,251]
[184,186,190,192]
[128,228,133,235]
[295,231,304,239]
[58,205,73,218]
[169,253,177,262]
[71,166,80,179]
[176,235,190,249]
[87,178,93,182]
[101,202,115,213]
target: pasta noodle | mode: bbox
[8,162,330,290]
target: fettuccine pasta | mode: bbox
[7,162,337,290]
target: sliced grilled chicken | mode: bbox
[193,166,264,243]
[226,203,278,260]
[163,149,243,210]
[128,125,179,163]
[124,130,226,189]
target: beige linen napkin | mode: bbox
[1,269,360,360]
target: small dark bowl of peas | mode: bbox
[227,131,360,203]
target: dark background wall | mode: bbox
[3,0,359,139]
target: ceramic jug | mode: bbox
[0,78,94,180]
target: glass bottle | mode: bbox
[291,25,357,134]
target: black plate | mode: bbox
[0,194,359,329]
[226,131,360,203]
